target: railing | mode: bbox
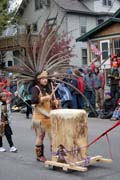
[0,33,37,51]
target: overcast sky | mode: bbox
[10,0,22,10]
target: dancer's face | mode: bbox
[38,77,48,86]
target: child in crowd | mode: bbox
[110,98,120,121]
[0,92,17,152]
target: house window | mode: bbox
[100,40,110,60]
[114,39,120,57]
[32,22,38,32]
[45,0,50,6]
[7,60,13,67]
[35,0,43,10]
[80,17,87,35]
[103,0,112,6]
[82,49,87,65]
[97,19,104,25]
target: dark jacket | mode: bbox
[103,97,116,113]
[110,69,119,85]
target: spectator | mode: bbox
[93,67,105,111]
[74,69,85,109]
[100,92,116,119]
[65,69,78,109]
[18,82,32,119]
[57,83,72,108]
[0,92,17,152]
[84,67,96,109]
[110,98,120,121]
[108,56,119,100]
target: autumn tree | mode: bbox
[0,0,14,35]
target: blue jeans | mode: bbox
[71,94,78,109]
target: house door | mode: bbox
[100,40,110,69]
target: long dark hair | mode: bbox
[36,79,52,95]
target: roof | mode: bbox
[113,7,120,18]
[76,8,120,42]
[54,0,91,13]
[55,0,114,16]
[16,0,92,15]
[16,0,113,16]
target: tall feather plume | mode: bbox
[5,13,75,83]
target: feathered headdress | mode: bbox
[5,14,75,84]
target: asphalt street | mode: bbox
[0,112,120,180]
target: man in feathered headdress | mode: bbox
[31,70,59,162]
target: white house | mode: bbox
[3,0,120,67]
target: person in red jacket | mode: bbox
[74,69,85,109]
[108,54,119,100]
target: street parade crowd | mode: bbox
[0,53,120,161]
